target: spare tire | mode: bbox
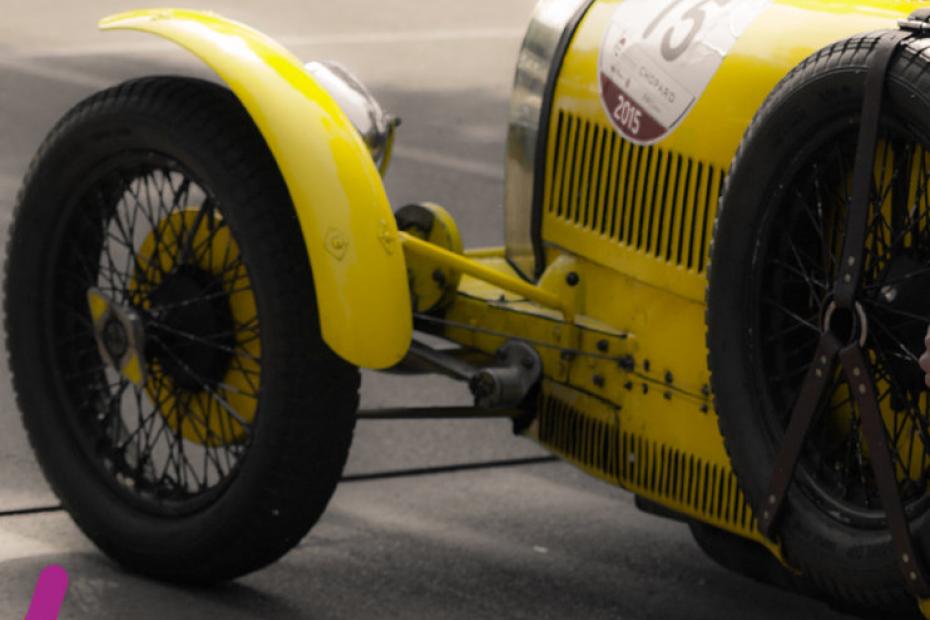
[707,31,930,616]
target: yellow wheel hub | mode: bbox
[130,208,260,447]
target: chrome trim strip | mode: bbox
[503,0,595,279]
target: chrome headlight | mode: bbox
[304,61,399,175]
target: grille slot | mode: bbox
[547,110,725,273]
[538,391,755,532]
[538,390,619,479]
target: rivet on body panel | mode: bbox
[325,228,349,260]
[377,219,397,255]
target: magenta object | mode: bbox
[24,565,68,620]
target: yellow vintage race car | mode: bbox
[8,0,930,616]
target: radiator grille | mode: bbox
[538,390,620,480]
[538,392,755,532]
[546,110,726,273]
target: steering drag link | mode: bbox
[759,23,930,598]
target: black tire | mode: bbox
[688,522,916,620]
[688,522,809,592]
[707,33,930,615]
[4,76,359,582]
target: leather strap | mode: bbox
[758,334,840,538]
[834,30,912,307]
[760,26,930,598]
[839,345,930,597]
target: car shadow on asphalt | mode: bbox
[0,552,313,620]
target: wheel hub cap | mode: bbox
[147,265,234,391]
[87,287,147,387]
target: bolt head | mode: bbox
[881,285,898,303]
[102,317,128,359]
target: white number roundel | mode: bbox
[598,0,770,146]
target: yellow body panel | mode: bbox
[442,253,771,546]
[545,0,930,301]
[100,9,412,369]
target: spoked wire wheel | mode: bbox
[6,77,358,581]
[706,34,930,612]
[758,124,930,526]
[60,158,260,514]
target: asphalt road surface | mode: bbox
[0,2,863,619]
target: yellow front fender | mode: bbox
[99,8,411,369]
